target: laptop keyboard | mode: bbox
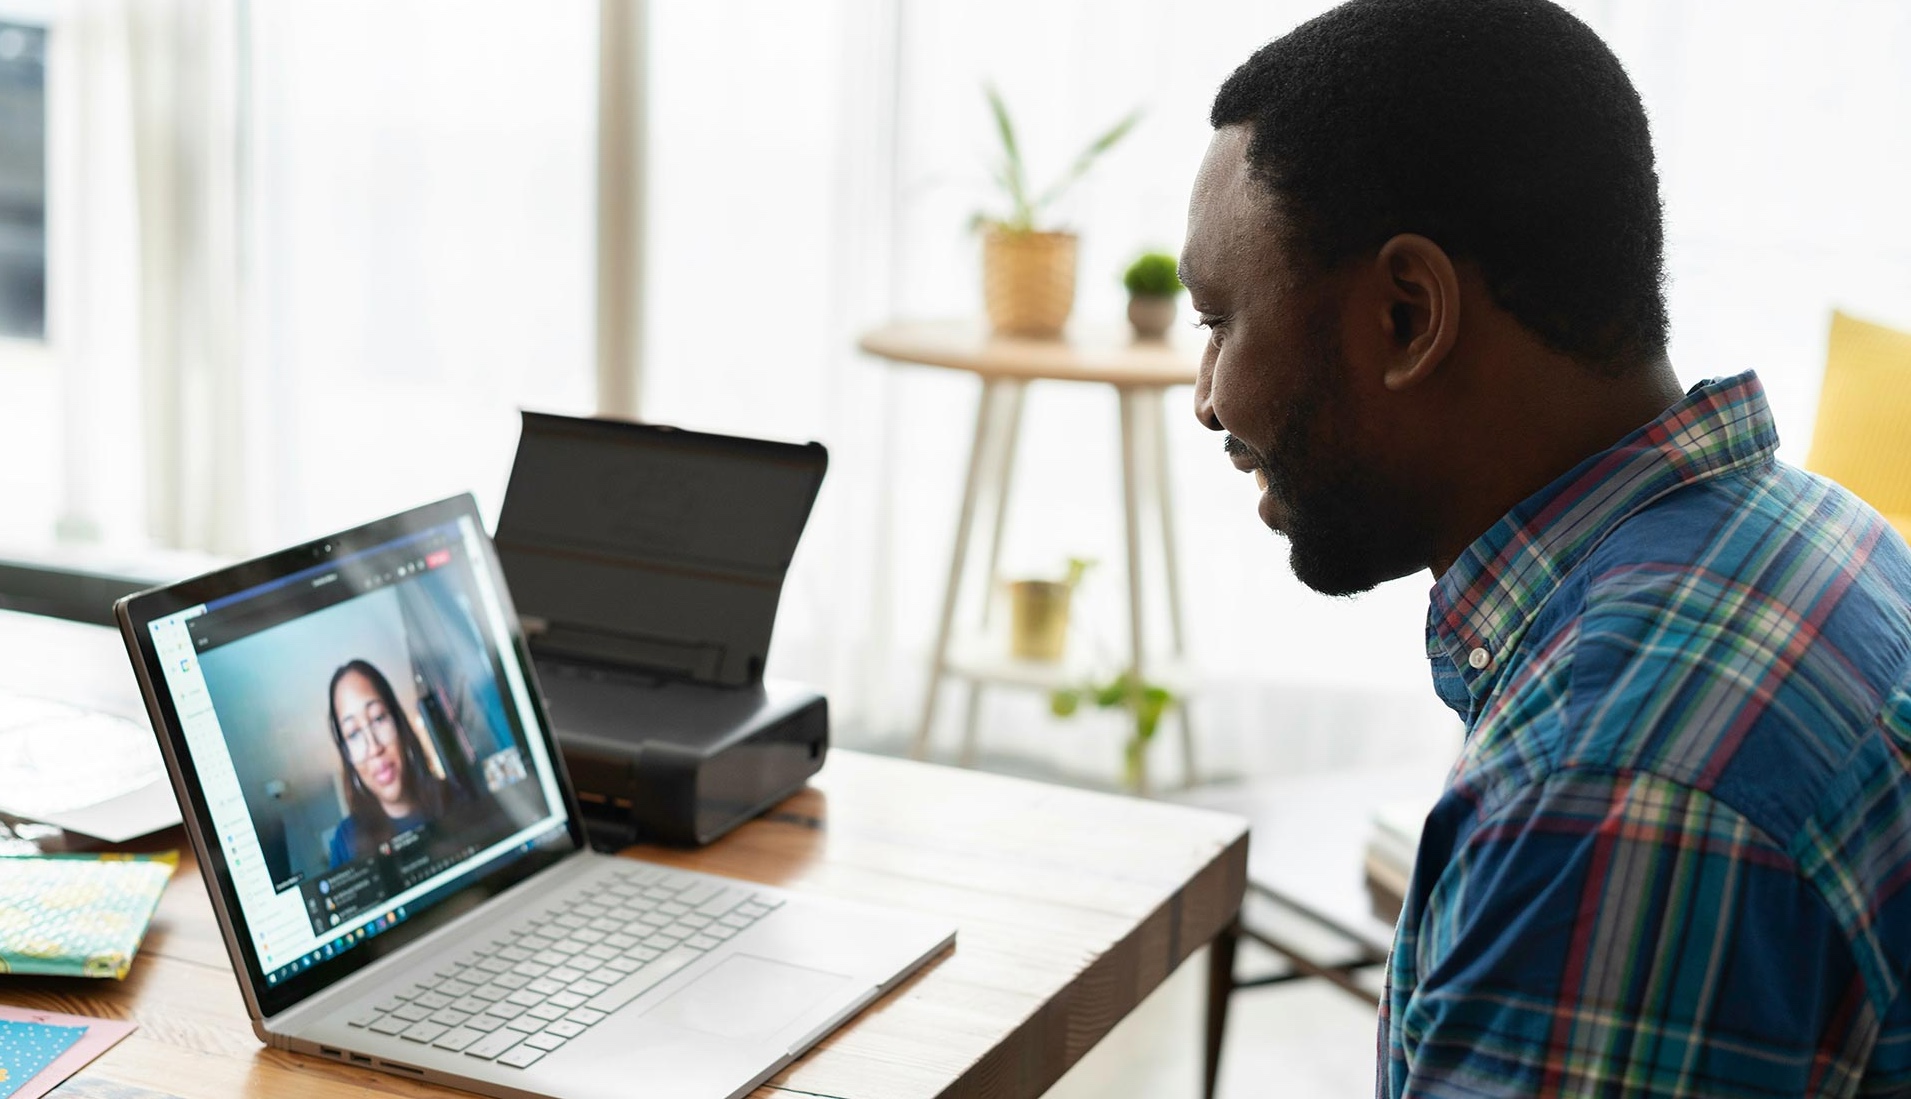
[346,863,779,1069]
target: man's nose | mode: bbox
[1193,360,1223,432]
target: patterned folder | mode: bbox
[0,853,177,979]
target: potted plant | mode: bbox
[975,85,1141,338]
[1050,671,1176,794]
[1123,251,1183,340]
[1007,557,1093,662]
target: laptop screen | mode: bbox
[143,512,572,992]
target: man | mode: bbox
[1181,1,1911,1095]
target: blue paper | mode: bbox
[0,1019,85,1098]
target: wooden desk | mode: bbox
[0,615,1248,1099]
[859,320,1203,790]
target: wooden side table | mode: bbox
[858,319,1202,787]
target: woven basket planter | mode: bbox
[982,228,1077,338]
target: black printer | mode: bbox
[494,412,830,849]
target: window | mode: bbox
[0,19,44,342]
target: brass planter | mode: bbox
[982,228,1077,338]
[1008,579,1072,662]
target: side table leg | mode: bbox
[1145,388,1198,785]
[959,680,984,767]
[1117,387,1150,789]
[913,379,1011,760]
[977,382,1028,633]
[961,382,1026,769]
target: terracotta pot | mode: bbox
[1127,294,1177,340]
[1008,579,1072,662]
[982,228,1077,338]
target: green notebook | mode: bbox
[0,853,176,979]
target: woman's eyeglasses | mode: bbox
[339,709,399,762]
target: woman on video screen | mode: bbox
[326,659,464,868]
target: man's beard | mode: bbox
[1259,318,1427,598]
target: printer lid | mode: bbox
[494,412,827,688]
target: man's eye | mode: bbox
[1194,315,1227,344]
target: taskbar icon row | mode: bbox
[265,905,408,986]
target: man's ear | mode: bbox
[1372,234,1460,391]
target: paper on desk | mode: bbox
[0,693,179,843]
[0,1008,136,1099]
[0,1018,84,1099]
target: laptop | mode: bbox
[116,494,955,1099]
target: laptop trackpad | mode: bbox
[644,955,849,1041]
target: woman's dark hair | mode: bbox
[1211,0,1668,371]
[327,658,455,860]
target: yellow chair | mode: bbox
[1806,311,1911,542]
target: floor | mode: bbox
[1046,939,1380,1099]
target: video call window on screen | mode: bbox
[191,529,551,937]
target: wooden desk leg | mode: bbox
[1206,916,1241,1099]
[961,382,1027,767]
[914,378,1019,761]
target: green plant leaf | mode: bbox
[1031,107,1143,218]
[984,83,1032,232]
[1049,689,1080,718]
[1135,686,1170,743]
[1123,736,1147,791]
[1064,557,1095,590]
[1123,252,1183,296]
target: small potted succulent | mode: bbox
[975,85,1141,338]
[1123,251,1183,340]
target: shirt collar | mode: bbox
[1425,371,1781,716]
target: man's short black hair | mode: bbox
[1211,0,1668,369]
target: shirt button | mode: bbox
[1468,647,1491,670]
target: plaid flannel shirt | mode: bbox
[1381,372,1911,1098]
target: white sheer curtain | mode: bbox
[239,2,599,547]
[641,0,1911,784]
[125,0,246,553]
